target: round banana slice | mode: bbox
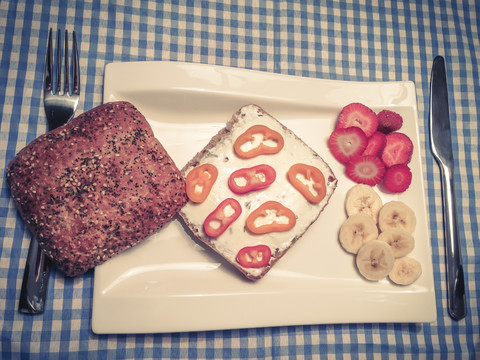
[388,257,422,285]
[377,228,415,258]
[356,240,395,281]
[378,201,416,233]
[345,184,383,221]
[339,213,379,254]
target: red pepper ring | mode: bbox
[234,125,284,159]
[246,201,296,234]
[228,164,276,194]
[236,245,272,268]
[185,164,218,203]
[287,163,326,204]
[203,198,242,237]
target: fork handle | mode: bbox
[18,235,51,314]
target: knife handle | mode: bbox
[18,235,51,314]
[438,162,467,320]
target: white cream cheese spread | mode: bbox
[180,104,337,280]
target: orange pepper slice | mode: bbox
[287,163,326,203]
[234,125,284,159]
[246,201,296,234]
[185,164,218,203]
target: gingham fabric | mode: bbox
[1,0,479,358]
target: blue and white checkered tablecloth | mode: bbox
[1,0,479,358]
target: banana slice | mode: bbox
[377,228,415,258]
[356,240,395,281]
[378,201,416,233]
[345,184,383,221]
[339,213,379,254]
[388,257,422,285]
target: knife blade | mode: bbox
[429,55,467,320]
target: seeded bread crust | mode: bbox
[7,101,188,277]
[179,104,337,280]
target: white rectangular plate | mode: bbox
[92,61,436,334]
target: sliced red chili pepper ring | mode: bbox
[246,200,296,234]
[233,124,284,159]
[185,163,218,203]
[287,163,326,204]
[236,244,272,268]
[228,164,276,194]
[203,198,242,237]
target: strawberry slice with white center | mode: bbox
[336,103,379,137]
[328,126,368,164]
[384,164,412,193]
[346,155,385,186]
[362,131,386,157]
[381,132,413,167]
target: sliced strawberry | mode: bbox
[345,155,385,186]
[328,127,368,164]
[377,110,403,134]
[336,103,378,137]
[384,164,412,193]
[381,132,413,167]
[362,131,386,157]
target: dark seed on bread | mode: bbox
[7,101,188,277]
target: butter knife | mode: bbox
[429,55,467,320]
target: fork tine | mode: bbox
[64,30,69,94]
[72,31,80,95]
[55,29,61,94]
[44,28,53,92]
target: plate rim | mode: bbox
[92,61,436,334]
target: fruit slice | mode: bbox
[378,201,416,233]
[345,184,383,221]
[339,213,379,254]
[362,131,386,157]
[345,155,385,186]
[381,132,413,167]
[388,257,422,285]
[377,110,403,134]
[328,127,368,164]
[336,103,379,137]
[384,164,412,193]
[356,240,395,281]
[378,228,415,258]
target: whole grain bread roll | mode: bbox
[7,101,187,277]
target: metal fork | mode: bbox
[18,29,80,314]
